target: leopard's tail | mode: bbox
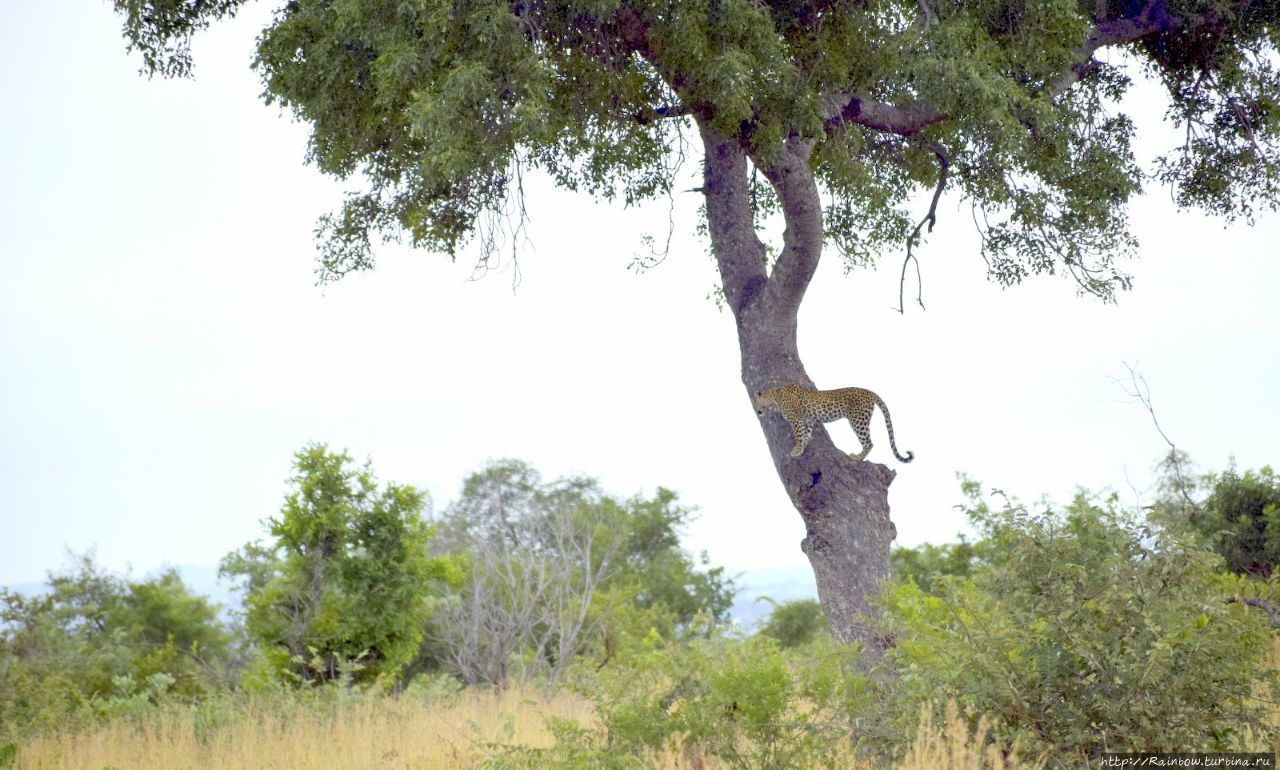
[874,394,915,464]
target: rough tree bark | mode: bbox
[699,123,897,649]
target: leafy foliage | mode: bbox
[881,485,1278,762]
[1178,464,1280,578]
[756,598,829,648]
[113,0,1280,296]
[221,443,458,687]
[0,554,231,739]
[485,634,869,769]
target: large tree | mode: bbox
[115,0,1280,647]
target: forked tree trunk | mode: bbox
[699,123,898,650]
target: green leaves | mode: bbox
[235,443,454,687]
[114,0,249,78]
[115,0,1280,300]
[0,554,233,739]
[882,487,1279,759]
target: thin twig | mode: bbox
[1112,362,1200,518]
[897,142,949,313]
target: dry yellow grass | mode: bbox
[14,686,593,770]
[896,704,1042,770]
[12,688,1045,770]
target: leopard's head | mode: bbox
[753,389,771,415]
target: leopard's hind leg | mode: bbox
[847,407,874,462]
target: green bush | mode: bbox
[881,485,1278,763]
[222,444,459,687]
[0,555,231,739]
[1181,465,1280,578]
[756,599,829,648]
[891,535,988,593]
[485,634,870,769]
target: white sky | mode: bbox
[2,1,1278,588]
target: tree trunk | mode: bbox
[699,123,898,650]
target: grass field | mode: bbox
[14,686,590,770]
[11,686,1037,770]
[18,638,1280,770]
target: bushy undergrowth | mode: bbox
[8,465,1280,768]
[482,487,1280,769]
[482,634,870,769]
[881,486,1279,763]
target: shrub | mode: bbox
[881,486,1279,763]
[757,598,829,648]
[484,634,871,769]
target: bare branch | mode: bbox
[897,142,949,313]
[1113,362,1199,518]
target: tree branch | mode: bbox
[760,137,824,322]
[822,93,947,138]
[698,122,769,318]
[1047,0,1263,99]
[1114,362,1200,518]
[1227,595,1280,628]
[633,103,692,124]
[1047,1,1180,98]
[822,0,1263,142]
[897,142,949,313]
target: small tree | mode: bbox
[433,501,621,687]
[222,444,455,686]
[427,460,732,685]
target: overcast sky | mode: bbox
[2,1,1278,589]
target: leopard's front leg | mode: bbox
[789,416,814,457]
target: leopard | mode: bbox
[754,383,914,463]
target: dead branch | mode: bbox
[897,142,949,313]
[1114,362,1200,518]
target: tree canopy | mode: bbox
[116,0,1280,295]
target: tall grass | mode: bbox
[11,686,1041,770]
[15,636,1280,769]
[14,686,591,770]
